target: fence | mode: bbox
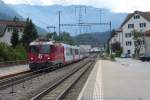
[0,60,28,67]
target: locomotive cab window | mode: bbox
[29,45,39,53]
[40,44,50,54]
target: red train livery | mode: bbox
[28,39,87,70]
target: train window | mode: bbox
[50,45,55,52]
[66,48,70,55]
[75,49,79,55]
[70,48,73,55]
[40,44,50,54]
[29,46,39,53]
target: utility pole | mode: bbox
[98,9,103,23]
[47,26,56,33]
[109,21,112,56]
[47,26,56,40]
[75,6,86,34]
[58,11,62,36]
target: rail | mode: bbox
[31,59,95,100]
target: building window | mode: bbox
[127,50,131,54]
[128,24,134,28]
[7,27,11,32]
[140,23,146,28]
[143,40,145,45]
[126,41,132,46]
[125,33,132,38]
[134,15,140,19]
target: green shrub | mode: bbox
[110,54,115,61]
[14,45,27,60]
[0,42,27,61]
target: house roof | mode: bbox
[0,19,26,37]
[120,11,150,28]
[115,28,122,32]
[0,19,26,27]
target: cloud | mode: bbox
[3,0,150,13]
[110,0,150,12]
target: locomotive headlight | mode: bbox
[47,57,50,60]
[30,57,34,60]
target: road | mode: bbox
[103,58,150,100]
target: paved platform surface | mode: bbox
[0,65,29,78]
[78,60,103,100]
[78,59,150,100]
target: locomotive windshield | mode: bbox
[40,44,50,54]
[29,45,39,53]
[29,44,50,54]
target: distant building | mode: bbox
[0,19,26,45]
[91,47,104,52]
[79,45,92,52]
[115,11,150,57]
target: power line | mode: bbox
[98,8,103,23]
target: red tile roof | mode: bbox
[115,28,122,32]
[0,19,26,37]
[0,19,26,27]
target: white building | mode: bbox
[144,30,150,54]
[119,11,150,57]
[0,19,26,45]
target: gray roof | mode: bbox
[120,11,150,28]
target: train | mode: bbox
[28,38,89,70]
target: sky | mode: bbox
[2,0,150,13]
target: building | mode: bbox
[0,19,26,45]
[144,30,150,54]
[118,11,150,57]
[109,28,123,54]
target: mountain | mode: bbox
[74,32,110,47]
[10,4,128,35]
[0,0,46,34]
[0,0,22,19]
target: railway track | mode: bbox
[0,54,98,100]
[31,59,95,100]
[0,63,60,90]
[0,58,89,91]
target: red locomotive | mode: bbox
[28,39,87,70]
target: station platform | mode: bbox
[78,60,103,100]
[0,64,29,78]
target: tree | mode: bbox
[21,18,38,50]
[132,30,143,56]
[110,29,117,38]
[111,42,122,57]
[45,32,74,45]
[11,28,19,48]
[13,16,19,22]
[61,32,74,45]
[46,32,57,40]
[111,42,121,52]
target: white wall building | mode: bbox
[144,30,150,54]
[119,11,150,57]
[0,20,26,45]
